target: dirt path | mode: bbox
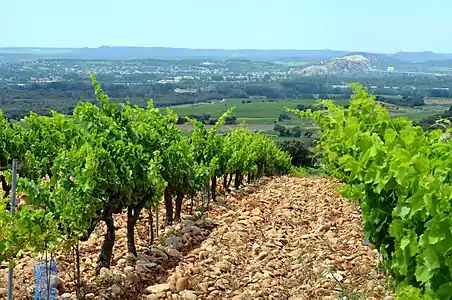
[164,176,390,300]
[0,176,391,300]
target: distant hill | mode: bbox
[0,47,351,61]
[3,47,452,74]
[295,54,375,75]
[392,51,452,62]
[293,51,452,75]
[359,53,406,69]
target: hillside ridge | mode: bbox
[296,54,374,75]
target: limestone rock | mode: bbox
[176,277,189,292]
[151,248,169,261]
[231,294,247,300]
[183,220,196,227]
[190,226,202,235]
[61,293,72,299]
[146,283,171,294]
[126,273,141,283]
[223,217,234,225]
[99,267,113,281]
[215,278,228,290]
[213,261,230,272]
[116,258,127,267]
[111,283,122,295]
[198,251,208,260]
[165,226,176,235]
[182,291,198,300]
[165,236,182,250]
[167,273,178,287]
[198,282,209,293]
[166,248,182,258]
[123,265,135,275]
[182,214,197,221]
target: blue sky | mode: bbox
[0,0,449,52]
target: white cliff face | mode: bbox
[296,54,374,76]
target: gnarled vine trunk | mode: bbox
[127,203,145,257]
[257,163,264,179]
[96,207,115,274]
[223,174,228,192]
[234,172,241,189]
[211,175,217,202]
[164,188,173,226]
[148,208,154,245]
[72,244,83,300]
[174,189,184,222]
[0,174,11,203]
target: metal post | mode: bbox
[7,159,18,300]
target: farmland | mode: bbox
[166,98,342,119]
[167,96,448,134]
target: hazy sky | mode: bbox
[0,0,449,52]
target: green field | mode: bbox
[166,97,449,138]
[395,107,446,121]
[166,98,349,120]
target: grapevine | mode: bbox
[291,83,452,299]
[0,74,292,296]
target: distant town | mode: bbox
[2,47,452,121]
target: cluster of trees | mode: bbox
[333,73,452,89]
[277,139,315,167]
[375,95,425,107]
[274,124,302,138]
[176,114,237,125]
[296,104,327,112]
[278,113,291,121]
[273,123,315,139]
[425,88,452,98]
[0,76,292,298]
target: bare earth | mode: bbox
[0,176,391,300]
[424,98,452,105]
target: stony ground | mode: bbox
[0,176,392,300]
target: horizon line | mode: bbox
[0,46,441,54]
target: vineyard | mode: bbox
[0,78,451,300]
[0,75,291,299]
[294,84,452,300]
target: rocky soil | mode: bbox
[0,176,392,299]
